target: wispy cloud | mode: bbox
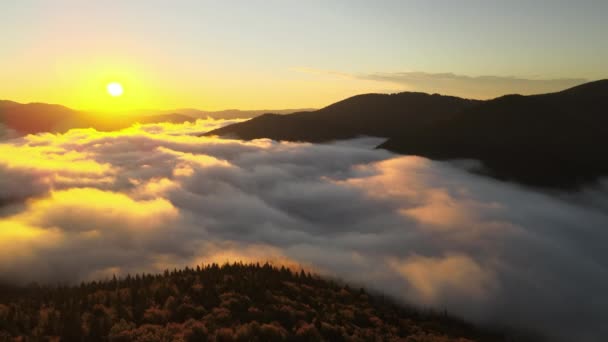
[363,71,588,98]
[292,67,589,99]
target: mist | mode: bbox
[0,121,607,341]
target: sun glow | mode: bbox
[107,82,124,97]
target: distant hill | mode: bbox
[0,101,311,136]
[0,101,195,135]
[206,80,608,188]
[0,100,83,134]
[164,108,316,120]
[0,263,512,341]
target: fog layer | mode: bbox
[1,120,607,341]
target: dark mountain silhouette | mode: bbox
[379,79,608,187]
[162,108,316,120]
[207,93,479,141]
[0,263,516,341]
[206,80,608,188]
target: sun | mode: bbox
[107,82,124,97]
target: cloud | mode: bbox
[388,253,497,304]
[0,121,607,341]
[362,71,588,99]
[292,67,588,99]
[22,188,179,232]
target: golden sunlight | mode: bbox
[106,82,124,97]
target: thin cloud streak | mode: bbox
[292,67,588,99]
[363,71,588,98]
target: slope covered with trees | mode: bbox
[0,263,509,341]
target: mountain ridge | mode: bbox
[207,92,480,142]
[206,80,608,188]
[0,100,311,136]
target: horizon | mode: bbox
[2,77,602,113]
[2,1,607,111]
[0,97,316,114]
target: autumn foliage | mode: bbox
[0,263,505,341]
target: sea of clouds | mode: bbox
[1,119,607,341]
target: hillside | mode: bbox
[206,93,479,142]
[164,108,316,120]
[0,101,308,136]
[0,263,510,341]
[0,101,194,135]
[0,100,83,134]
[206,80,608,188]
[379,79,608,187]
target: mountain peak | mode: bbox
[556,78,608,95]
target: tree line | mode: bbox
[0,262,506,341]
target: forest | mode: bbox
[0,263,509,341]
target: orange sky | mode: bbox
[1,1,605,112]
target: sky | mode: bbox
[1,0,607,111]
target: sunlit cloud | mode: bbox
[0,143,112,175]
[388,253,497,304]
[20,188,179,231]
[0,120,607,341]
[0,220,63,261]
